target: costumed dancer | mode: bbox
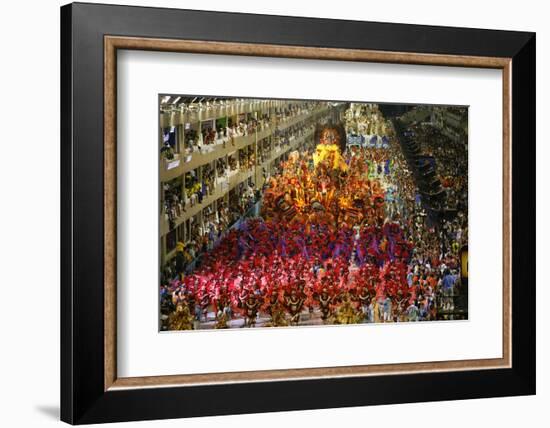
[168,289,194,330]
[285,288,305,326]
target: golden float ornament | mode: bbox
[313,127,348,171]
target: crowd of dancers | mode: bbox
[160,108,466,330]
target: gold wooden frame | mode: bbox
[104,36,512,391]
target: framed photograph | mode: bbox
[61,2,535,424]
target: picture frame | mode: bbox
[60,2,535,424]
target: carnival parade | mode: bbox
[159,99,468,330]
